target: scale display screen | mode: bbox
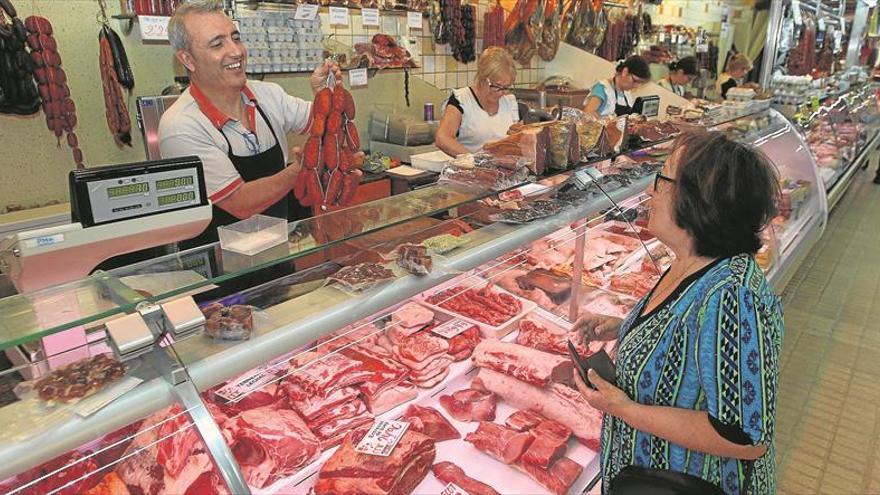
[158,191,196,207]
[70,157,208,227]
[107,182,150,198]
[156,176,195,191]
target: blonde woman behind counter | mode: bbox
[434,47,520,156]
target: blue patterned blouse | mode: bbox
[601,254,784,495]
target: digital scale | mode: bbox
[633,95,661,118]
[0,156,213,377]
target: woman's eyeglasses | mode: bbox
[487,79,512,92]
[654,172,676,189]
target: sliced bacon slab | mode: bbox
[472,340,573,387]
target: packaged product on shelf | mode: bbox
[22,354,127,405]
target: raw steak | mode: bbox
[411,366,451,388]
[314,427,436,495]
[521,420,572,468]
[287,352,372,395]
[446,325,481,361]
[15,451,101,495]
[391,302,434,330]
[465,421,534,464]
[474,369,603,442]
[307,399,365,430]
[341,345,410,399]
[408,355,452,381]
[403,405,460,441]
[224,407,322,489]
[431,461,500,495]
[313,401,374,441]
[363,382,418,414]
[282,383,360,420]
[439,388,497,422]
[505,409,547,432]
[472,340,574,387]
[517,319,588,356]
[392,332,450,368]
[515,456,582,495]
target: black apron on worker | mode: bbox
[612,78,634,116]
[180,103,309,250]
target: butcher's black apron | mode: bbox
[180,103,309,250]
[612,78,634,116]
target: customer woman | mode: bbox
[574,131,784,495]
[434,47,519,156]
[716,53,754,99]
[658,56,698,98]
[583,55,651,119]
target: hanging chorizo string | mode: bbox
[97,0,133,147]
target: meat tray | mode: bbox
[418,275,539,339]
[268,324,600,495]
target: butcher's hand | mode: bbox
[287,147,303,176]
[573,368,633,418]
[311,60,344,94]
[573,311,621,343]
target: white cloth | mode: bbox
[444,87,519,153]
[158,80,312,202]
[588,78,634,117]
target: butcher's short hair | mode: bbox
[671,131,780,258]
[168,0,225,52]
[476,47,517,84]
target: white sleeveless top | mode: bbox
[444,87,519,152]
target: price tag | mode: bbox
[139,15,170,41]
[440,482,470,495]
[658,32,666,42]
[295,4,319,20]
[362,8,380,27]
[431,319,475,339]
[696,43,709,53]
[407,11,423,30]
[213,362,281,403]
[355,420,410,456]
[818,17,826,32]
[792,0,803,25]
[330,6,350,26]
[349,68,368,87]
[75,376,143,417]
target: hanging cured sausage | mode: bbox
[98,25,132,147]
[0,0,40,115]
[483,1,505,49]
[25,15,83,168]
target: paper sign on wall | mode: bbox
[407,11,423,29]
[349,68,368,87]
[330,6,350,26]
[139,15,170,41]
[362,8,380,27]
[295,4,319,20]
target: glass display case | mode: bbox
[795,84,880,210]
[0,109,825,495]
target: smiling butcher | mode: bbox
[158,0,343,248]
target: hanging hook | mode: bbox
[96,0,110,25]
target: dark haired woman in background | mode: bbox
[573,131,784,495]
[583,55,651,119]
[658,56,698,99]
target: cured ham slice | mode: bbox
[465,421,534,464]
[403,405,460,441]
[432,462,500,495]
[472,340,573,387]
[439,388,497,422]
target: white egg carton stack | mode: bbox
[238,12,325,74]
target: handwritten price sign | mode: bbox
[440,482,470,495]
[354,420,409,456]
[139,15,170,41]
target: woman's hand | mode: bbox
[573,368,634,418]
[573,311,621,343]
[310,60,344,94]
